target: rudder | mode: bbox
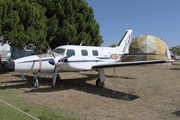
[116,29,133,53]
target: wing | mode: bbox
[92,60,169,69]
[123,53,159,56]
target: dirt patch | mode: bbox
[0,65,180,119]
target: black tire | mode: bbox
[32,80,40,88]
[96,78,104,87]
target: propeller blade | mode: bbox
[47,44,52,51]
[53,67,58,86]
[58,54,72,62]
[50,54,73,86]
[49,54,72,66]
[47,44,55,58]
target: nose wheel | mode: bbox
[96,78,104,87]
[32,78,40,88]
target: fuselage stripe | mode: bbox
[38,58,42,72]
[18,59,104,64]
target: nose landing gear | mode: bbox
[32,77,40,88]
[32,73,60,88]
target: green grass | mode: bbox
[0,102,33,120]
[0,89,78,120]
[172,63,180,65]
[175,59,180,62]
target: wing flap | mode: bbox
[92,60,168,69]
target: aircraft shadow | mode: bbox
[1,74,139,101]
[81,73,136,80]
[170,68,180,70]
[172,110,180,117]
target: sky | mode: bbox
[86,0,180,48]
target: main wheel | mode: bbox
[32,80,40,88]
[96,78,104,87]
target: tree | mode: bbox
[109,44,117,47]
[0,0,103,50]
[37,0,103,49]
[0,0,50,50]
[171,45,180,55]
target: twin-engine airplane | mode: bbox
[5,29,174,88]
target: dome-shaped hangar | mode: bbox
[123,35,171,64]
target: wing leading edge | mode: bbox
[92,60,170,69]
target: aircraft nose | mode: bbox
[5,61,15,71]
[49,59,55,65]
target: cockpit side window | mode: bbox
[81,50,88,56]
[92,50,98,56]
[53,48,65,55]
[66,49,75,56]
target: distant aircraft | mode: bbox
[0,41,38,64]
[5,29,174,88]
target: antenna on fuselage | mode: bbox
[80,41,83,46]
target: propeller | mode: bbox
[47,44,55,58]
[47,45,72,86]
[47,44,59,86]
[49,54,72,66]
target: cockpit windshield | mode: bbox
[53,48,65,55]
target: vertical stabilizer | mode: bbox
[116,29,133,53]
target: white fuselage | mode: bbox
[4,29,134,87]
[13,45,124,73]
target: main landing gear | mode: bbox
[96,78,104,87]
[95,68,105,87]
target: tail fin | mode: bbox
[116,29,133,53]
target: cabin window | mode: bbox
[92,50,98,56]
[66,49,75,56]
[81,50,88,56]
[53,48,65,55]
